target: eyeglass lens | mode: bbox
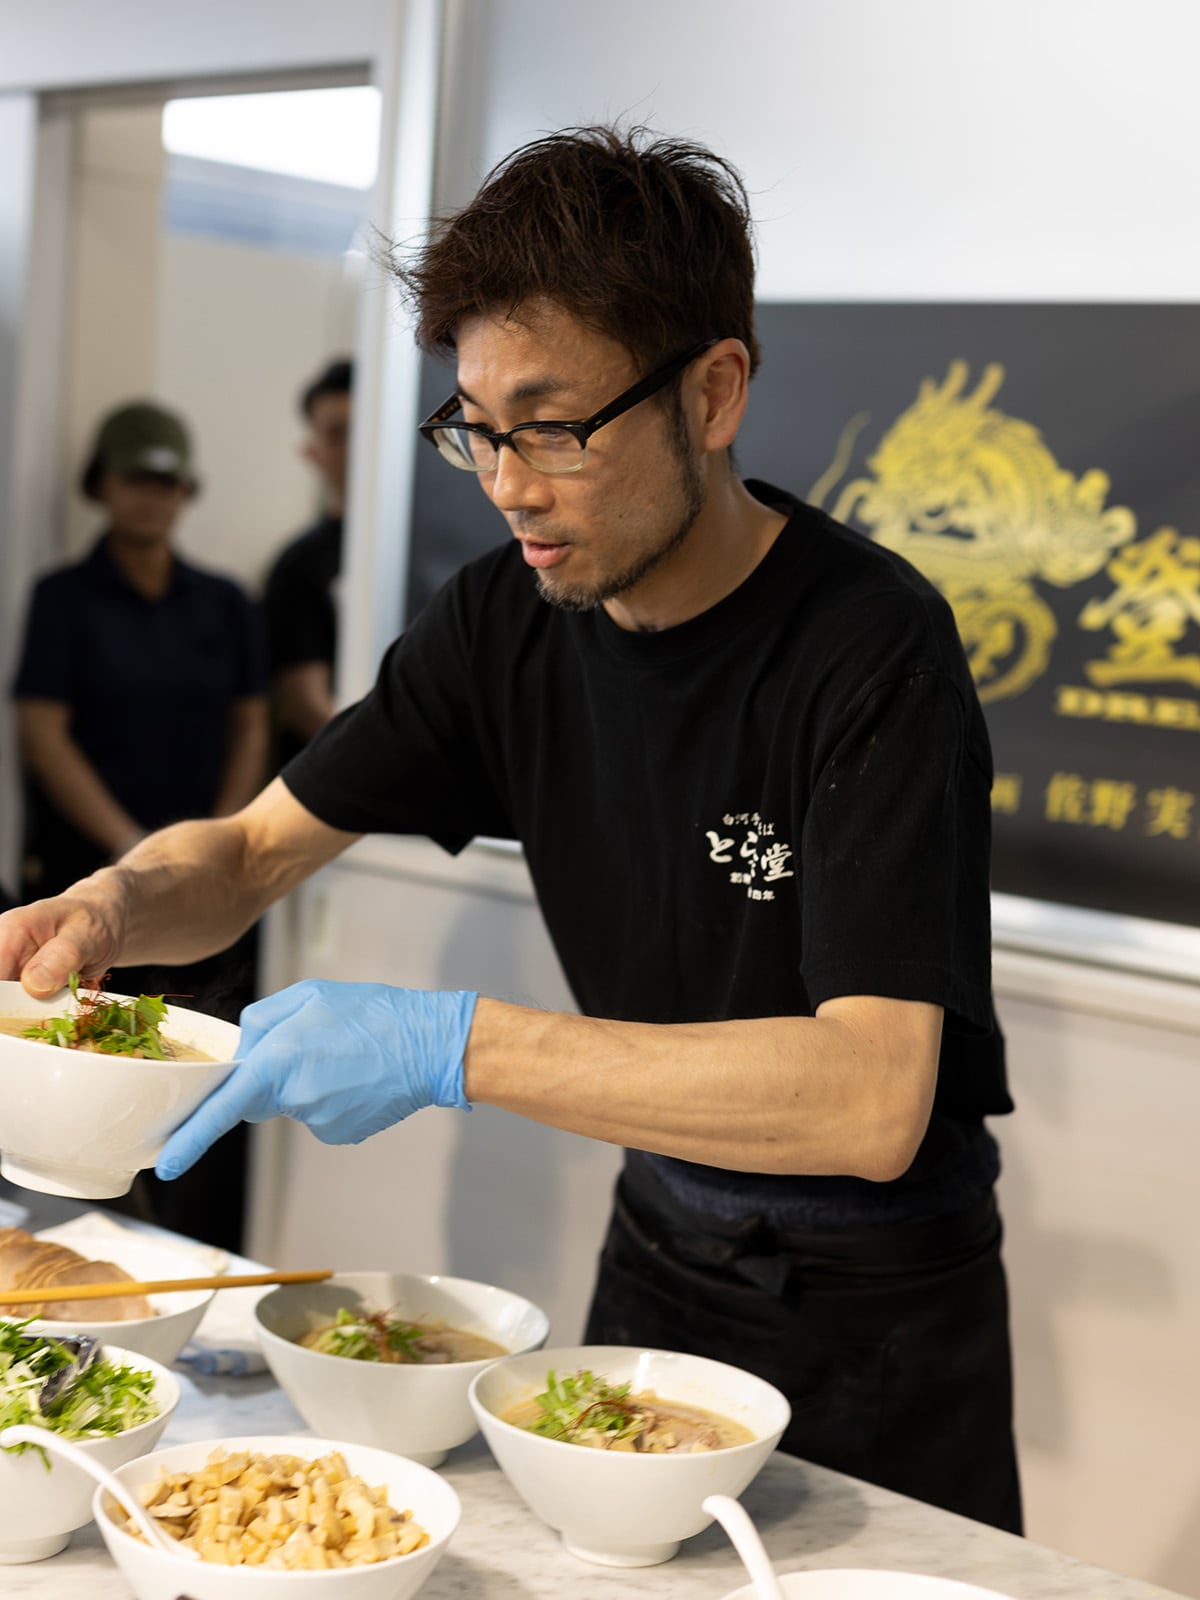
[430,424,587,475]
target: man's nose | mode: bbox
[486,445,554,514]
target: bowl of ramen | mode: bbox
[93,1433,460,1600]
[468,1344,790,1567]
[0,1332,179,1563]
[254,1270,550,1467]
[0,976,238,1199]
[0,1223,219,1367]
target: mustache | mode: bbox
[509,515,572,543]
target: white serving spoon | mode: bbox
[0,1425,199,1562]
[703,1492,787,1600]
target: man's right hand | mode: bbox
[0,882,127,997]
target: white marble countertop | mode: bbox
[6,1357,1188,1600]
[0,1191,1185,1600]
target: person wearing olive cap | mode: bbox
[9,400,269,1248]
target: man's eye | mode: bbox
[529,426,575,446]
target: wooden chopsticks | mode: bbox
[0,1268,333,1306]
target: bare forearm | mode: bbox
[90,818,270,965]
[275,665,335,742]
[22,731,143,856]
[0,780,358,997]
[212,702,269,816]
[463,995,942,1181]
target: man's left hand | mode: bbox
[156,979,477,1178]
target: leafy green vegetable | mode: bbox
[307,1307,429,1364]
[0,1320,159,1466]
[522,1369,643,1446]
[22,971,170,1058]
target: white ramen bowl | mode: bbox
[255,1270,550,1467]
[722,1574,1016,1600]
[0,979,238,1198]
[469,1344,790,1567]
[9,1227,219,1367]
[93,1433,461,1600]
[0,1343,179,1564]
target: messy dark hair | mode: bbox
[392,125,760,377]
[300,357,353,420]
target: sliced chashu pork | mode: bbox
[0,1232,153,1321]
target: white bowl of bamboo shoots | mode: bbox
[254,1271,549,1466]
[93,1433,460,1599]
[0,979,238,1199]
[469,1344,790,1567]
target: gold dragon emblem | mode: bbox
[812,360,1138,703]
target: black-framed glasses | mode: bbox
[418,338,720,475]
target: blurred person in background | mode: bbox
[10,400,268,1250]
[263,358,352,764]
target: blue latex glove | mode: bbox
[156,979,477,1179]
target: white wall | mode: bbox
[63,105,165,555]
[994,959,1200,1591]
[155,233,359,588]
[438,0,1200,301]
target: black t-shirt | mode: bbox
[12,537,265,895]
[285,483,1012,1224]
[263,516,342,674]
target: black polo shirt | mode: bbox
[12,536,266,893]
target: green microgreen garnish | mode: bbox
[308,1306,430,1364]
[0,1320,159,1467]
[523,1369,643,1446]
[22,971,170,1058]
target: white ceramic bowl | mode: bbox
[722,1573,1015,1600]
[255,1270,550,1467]
[93,1433,461,1600]
[0,1342,180,1563]
[11,1228,219,1366]
[0,979,239,1198]
[469,1344,790,1567]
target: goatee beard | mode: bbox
[535,456,705,615]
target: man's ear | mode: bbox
[696,338,751,453]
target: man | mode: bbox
[10,399,268,1250]
[0,130,1019,1529]
[262,359,352,762]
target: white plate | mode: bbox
[722,1571,1014,1600]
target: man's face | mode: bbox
[99,471,190,544]
[302,392,352,501]
[454,304,705,614]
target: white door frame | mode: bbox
[0,0,443,883]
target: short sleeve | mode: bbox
[799,669,995,1033]
[264,549,335,673]
[281,576,511,852]
[11,577,75,703]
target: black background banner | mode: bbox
[407,305,1200,928]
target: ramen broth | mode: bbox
[299,1310,507,1365]
[0,1015,215,1061]
[503,1386,756,1452]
